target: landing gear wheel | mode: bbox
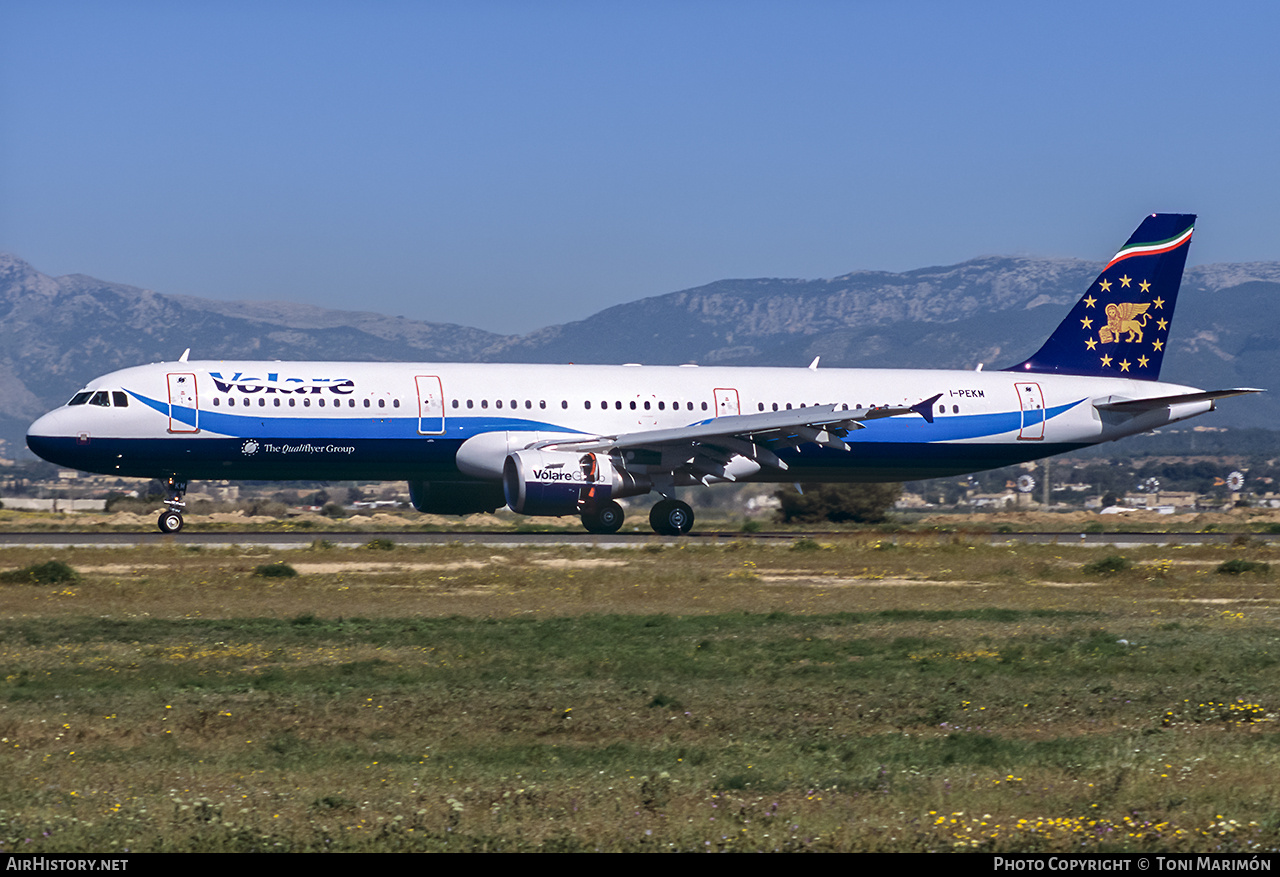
[159,476,189,535]
[649,499,694,536]
[581,500,625,534]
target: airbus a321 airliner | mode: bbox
[26,214,1260,535]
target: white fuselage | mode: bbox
[26,360,1213,484]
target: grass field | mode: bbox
[1,534,1278,852]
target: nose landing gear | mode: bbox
[158,477,187,533]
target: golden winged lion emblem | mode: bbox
[1099,302,1152,344]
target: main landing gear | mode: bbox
[578,498,696,536]
[158,477,187,534]
[649,498,694,536]
[580,500,625,534]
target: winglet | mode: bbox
[912,393,942,424]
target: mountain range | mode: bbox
[1,252,1275,457]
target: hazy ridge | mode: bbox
[2,253,1275,454]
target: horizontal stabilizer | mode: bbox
[1093,388,1263,413]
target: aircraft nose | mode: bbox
[25,431,56,461]
[26,409,75,466]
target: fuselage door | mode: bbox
[167,372,199,433]
[714,388,740,418]
[415,375,445,435]
[633,394,659,426]
[1015,382,1045,440]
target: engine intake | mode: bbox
[503,449,649,516]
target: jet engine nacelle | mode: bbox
[407,480,506,515]
[503,449,650,516]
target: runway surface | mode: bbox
[0,529,1270,549]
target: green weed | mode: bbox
[254,562,299,578]
[0,559,78,584]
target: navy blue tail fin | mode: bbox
[1004,213,1195,380]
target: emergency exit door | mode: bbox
[415,375,445,435]
[1015,382,1045,440]
[166,372,199,433]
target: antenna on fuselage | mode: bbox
[178,349,190,363]
[808,356,820,371]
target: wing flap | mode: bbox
[533,394,942,479]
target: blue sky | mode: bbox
[3,1,1278,334]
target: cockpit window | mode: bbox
[90,391,111,407]
[68,392,92,406]
[112,391,128,407]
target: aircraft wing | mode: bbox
[532,394,941,482]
